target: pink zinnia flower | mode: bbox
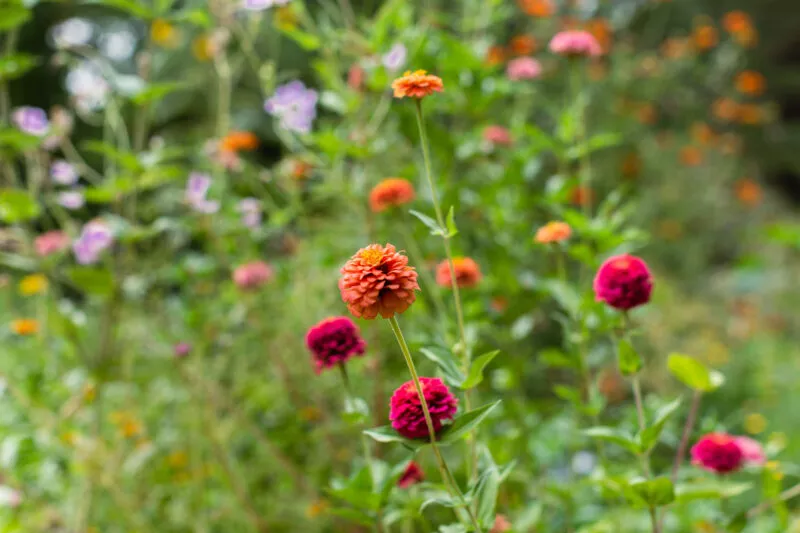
[389,377,457,440]
[490,515,512,533]
[483,125,513,146]
[691,433,745,474]
[305,316,366,374]
[593,254,653,311]
[435,257,482,289]
[734,436,766,466]
[397,461,424,488]
[233,261,274,290]
[34,230,70,257]
[549,30,603,57]
[506,57,542,81]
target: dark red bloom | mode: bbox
[691,433,745,474]
[397,461,424,488]
[305,316,366,374]
[389,377,457,440]
[593,254,653,310]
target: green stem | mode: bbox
[387,316,483,533]
[399,211,446,320]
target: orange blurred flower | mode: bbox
[735,178,762,207]
[11,319,38,336]
[435,257,483,289]
[290,159,313,180]
[534,221,572,244]
[585,18,612,53]
[509,35,537,56]
[491,297,508,313]
[661,37,690,59]
[369,178,415,212]
[713,98,739,122]
[485,45,507,66]
[680,146,703,166]
[598,367,627,404]
[692,25,718,51]
[723,11,757,47]
[518,0,554,17]
[735,70,766,96]
[219,131,259,153]
[737,103,764,125]
[391,70,444,99]
[569,185,594,206]
[691,122,717,145]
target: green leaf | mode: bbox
[420,492,461,512]
[0,128,40,151]
[638,398,681,452]
[460,350,499,389]
[676,481,753,503]
[617,338,642,376]
[81,141,142,172]
[566,132,622,159]
[278,25,321,50]
[419,347,465,388]
[474,464,501,527]
[342,397,370,425]
[543,279,580,317]
[445,206,458,238]
[0,53,37,81]
[0,5,31,31]
[667,353,724,392]
[437,401,501,446]
[84,0,154,18]
[629,477,675,507]
[0,189,39,223]
[408,209,444,236]
[67,267,115,296]
[326,508,373,527]
[584,427,640,454]
[130,82,188,105]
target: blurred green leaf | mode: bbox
[0,128,40,151]
[419,347,465,388]
[0,189,39,223]
[629,477,675,507]
[617,338,642,376]
[0,5,31,31]
[460,350,499,389]
[474,463,501,527]
[445,206,458,238]
[566,133,622,160]
[0,53,37,81]
[278,25,320,51]
[363,426,425,450]
[130,82,189,105]
[82,141,142,172]
[67,267,115,296]
[667,353,724,392]
[84,0,154,18]
[638,398,681,452]
[437,401,501,446]
[585,427,639,454]
[409,209,444,236]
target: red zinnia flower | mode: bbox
[369,178,416,212]
[389,377,457,440]
[593,254,653,310]
[339,244,419,319]
[691,433,745,474]
[397,461,424,488]
[233,261,274,291]
[435,257,482,289]
[305,316,366,374]
[391,70,444,99]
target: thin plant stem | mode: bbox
[399,210,446,320]
[748,482,800,518]
[387,316,483,533]
[671,390,702,480]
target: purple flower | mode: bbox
[51,160,79,185]
[382,43,407,72]
[73,220,113,265]
[264,81,318,134]
[12,107,49,137]
[241,0,290,10]
[185,172,220,214]
[238,197,261,228]
[174,342,192,358]
[57,190,85,210]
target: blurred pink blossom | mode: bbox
[549,30,603,57]
[506,57,542,81]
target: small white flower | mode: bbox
[50,18,93,49]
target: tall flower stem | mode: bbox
[671,390,701,480]
[387,316,483,533]
[399,210,446,320]
[413,99,476,480]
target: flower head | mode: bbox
[57,190,85,210]
[735,436,766,466]
[593,254,653,310]
[735,70,766,96]
[174,343,192,358]
[339,244,419,319]
[391,70,444,99]
[691,433,745,474]
[518,0,554,17]
[73,220,113,265]
[735,178,762,207]
[233,261,274,291]
[483,125,513,146]
[435,257,482,289]
[51,160,79,185]
[549,30,603,57]
[389,377,458,439]
[534,221,571,244]
[490,515,513,533]
[238,197,262,228]
[382,43,408,72]
[35,230,70,257]
[693,25,718,51]
[506,57,542,80]
[242,0,291,10]
[220,131,259,153]
[11,319,39,336]
[397,461,424,488]
[510,35,537,56]
[305,316,366,374]
[369,178,416,212]
[264,81,318,134]
[19,274,47,296]
[12,107,49,136]
[185,172,220,214]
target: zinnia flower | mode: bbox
[548,30,603,57]
[483,126,513,146]
[593,254,653,311]
[233,261,274,290]
[389,377,458,439]
[534,221,571,244]
[506,57,542,80]
[264,80,318,134]
[397,461,424,488]
[490,515,512,533]
[185,172,220,214]
[369,178,415,212]
[435,257,482,289]
[35,230,69,257]
[691,433,745,474]
[510,35,537,56]
[220,131,259,153]
[11,319,38,336]
[339,244,419,319]
[57,190,85,210]
[391,70,444,99]
[735,179,762,207]
[238,198,262,228]
[305,316,366,374]
[735,70,766,96]
[693,25,718,51]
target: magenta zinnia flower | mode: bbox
[397,461,424,488]
[691,433,745,474]
[305,316,366,374]
[549,30,603,57]
[389,377,457,440]
[593,254,653,311]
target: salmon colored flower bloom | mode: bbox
[397,461,424,488]
[483,125,513,146]
[339,244,419,319]
[490,515,513,533]
[713,98,739,122]
[485,46,507,67]
[691,433,744,474]
[507,57,542,81]
[549,30,603,57]
[569,185,594,207]
[305,316,366,374]
[680,146,703,167]
[534,221,571,244]
[693,25,718,50]
[219,131,259,153]
[509,35,537,56]
[369,178,416,212]
[735,178,762,207]
[233,261,274,291]
[594,254,653,311]
[518,0,554,17]
[11,319,38,336]
[19,274,47,295]
[34,230,69,257]
[735,70,766,96]
[390,377,458,439]
[737,103,765,125]
[435,257,482,289]
[585,18,612,54]
[347,65,365,91]
[391,70,444,99]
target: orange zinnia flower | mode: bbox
[369,178,415,212]
[518,0,554,17]
[735,178,762,207]
[509,35,537,56]
[692,25,718,50]
[691,122,717,145]
[485,46,507,66]
[220,131,259,153]
[661,37,689,59]
[435,257,482,289]
[534,221,572,244]
[680,146,703,166]
[11,319,38,336]
[735,71,766,96]
[585,18,612,53]
[722,11,757,47]
[713,98,739,122]
[339,244,419,319]
[391,70,444,99]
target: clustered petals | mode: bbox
[389,377,458,440]
[534,221,572,244]
[435,257,482,289]
[593,254,653,310]
[305,316,367,374]
[397,461,424,488]
[339,244,419,319]
[391,70,444,99]
[691,433,764,474]
[369,178,416,212]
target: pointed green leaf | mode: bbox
[419,347,465,388]
[67,267,115,297]
[408,209,444,236]
[638,397,682,452]
[460,350,499,389]
[0,53,37,81]
[629,476,675,507]
[0,189,39,223]
[437,401,501,446]
[0,5,31,31]
[617,338,642,376]
[667,353,724,392]
[585,427,640,454]
[362,426,425,449]
[445,206,458,237]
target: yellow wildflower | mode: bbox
[744,413,767,435]
[19,274,47,295]
[151,19,180,48]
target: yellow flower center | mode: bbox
[359,248,384,265]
